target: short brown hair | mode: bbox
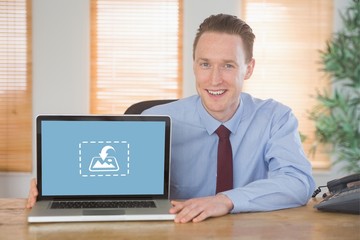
[193,14,255,63]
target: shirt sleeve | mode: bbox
[223,109,316,213]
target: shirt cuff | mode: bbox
[222,189,252,213]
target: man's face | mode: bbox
[193,32,254,122]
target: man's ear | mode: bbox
[244,58,255,80]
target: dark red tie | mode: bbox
[215,125,233,193]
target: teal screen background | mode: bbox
[41,120,166,196]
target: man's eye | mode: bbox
[200,63,210,68]
[224,64,234,69]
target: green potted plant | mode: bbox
[309,0,360,173]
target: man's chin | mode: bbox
[202,101,227,115]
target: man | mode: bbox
[27,14,315,223]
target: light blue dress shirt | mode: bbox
[143,93,315,213]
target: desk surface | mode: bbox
[0,198,359,240]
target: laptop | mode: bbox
[28,114,175,223]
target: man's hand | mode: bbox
[26,178,38,209]
[169,194,234,223]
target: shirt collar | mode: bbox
[197,95,244,135]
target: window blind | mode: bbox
[90,0,183,114]
[0,0,32,171]
[243,0,333,169]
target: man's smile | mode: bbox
[207,89,226,96]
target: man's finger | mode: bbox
[192,211,209,223]
[169,200,184,214]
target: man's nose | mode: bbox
[210,67,223,85]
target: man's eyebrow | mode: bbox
[195,58,239,66]
[196,58,209,62]
[223,59,239,66]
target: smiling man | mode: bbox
[27,14,315,224]
[144,14,315,223]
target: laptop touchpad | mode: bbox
[82,210,125,215]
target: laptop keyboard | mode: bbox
[50,200,156,209]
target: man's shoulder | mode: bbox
[242,92,291,112]
[241,92,293,122]
[241,93,298,133]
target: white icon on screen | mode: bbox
[89,146,120,172]
[79,140,130,177]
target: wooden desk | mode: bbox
[0,198,359,240]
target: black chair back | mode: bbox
[124,99,177,114]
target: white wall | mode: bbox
[0,0,352,198]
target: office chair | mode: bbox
[124,99,177,114]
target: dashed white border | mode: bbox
[79,140,130,177]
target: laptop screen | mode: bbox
[36,115,171,199]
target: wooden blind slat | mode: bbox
[90,0,183,114]
[0,0,32,172]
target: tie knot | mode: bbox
[215,125,231,139]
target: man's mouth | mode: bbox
[207,89,226,96]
